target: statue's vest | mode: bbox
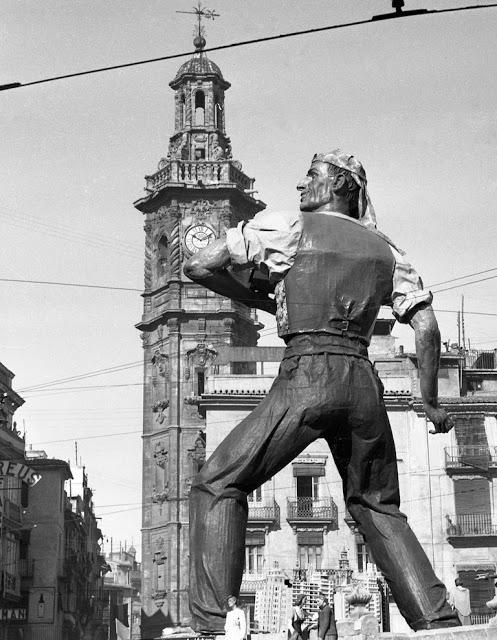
[276,213,395,346]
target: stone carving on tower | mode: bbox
[134,5,266,634]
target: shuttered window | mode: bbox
[454,416,487,447]
[293,464,325,477]
[245,530,265,546]
[458,568,495,615]
[296,530,323,546]
[454,478,491,515]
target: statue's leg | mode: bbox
[189,355,324,633]
[326,357,459,631]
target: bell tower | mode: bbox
[134,15,266,635]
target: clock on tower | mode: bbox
[184,223,216,254]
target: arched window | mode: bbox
[195,91,205,126]
[157,236,168,278]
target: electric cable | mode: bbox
[1,4,496,93]
[18,360,143,392]
[0,277,142,293]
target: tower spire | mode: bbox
[176,1,220,51]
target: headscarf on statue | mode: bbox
[313,149,405,255]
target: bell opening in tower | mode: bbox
[195,91,205,126]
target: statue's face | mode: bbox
[297,161,333,212]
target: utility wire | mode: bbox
[429,267,497,289]
[10,266,497,390]
[22,382,144,395]
[1,4,496,92]
[19,360,142,392]
[0,278,142,293]
[2,263,497,300]
[0,206,142,260]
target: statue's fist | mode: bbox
[425,406,454,435]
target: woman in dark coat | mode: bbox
[289,594,308,640]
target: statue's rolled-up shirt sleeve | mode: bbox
[390,246,433,322]
[225,209,302,282]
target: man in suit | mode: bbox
[316,594,337,640]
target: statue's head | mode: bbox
[297,149,376,229]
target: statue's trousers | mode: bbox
[189,351,458,632]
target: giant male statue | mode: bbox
[184,150,460,632]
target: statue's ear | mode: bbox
[331,172,347,194]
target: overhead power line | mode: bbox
[2,263,497,300]
[1,3,496,92]
[0,278,142,293]
[0,211,142,262]
[19,360,142,392]
[21,382,144,396]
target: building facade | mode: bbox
[0,362,27,640]
[102,545,141,640]
[22,452,107,640]
[197,319,497,632]
[135,33,265,635]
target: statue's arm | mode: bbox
[409,303,454,434]
[183,238,276,314]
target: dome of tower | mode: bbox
[172,53,226,84]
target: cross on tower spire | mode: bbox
[176,1,220,51]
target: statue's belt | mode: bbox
[283,330,369,361]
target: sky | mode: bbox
[2,0,496,557]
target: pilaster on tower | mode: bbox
[135,28,266,637]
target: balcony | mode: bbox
[207,374,276,396]
[247,500,280,528]
[286,497,338,529]
[471,611,495,625]
[445,446,497,476]
[464,349,497,369]
[446,513,497,547]
[145,160,254,193]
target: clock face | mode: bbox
[184,224,216,254]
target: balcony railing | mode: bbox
[248,500,280,526]
[445,446,497,473]
[145,160,253,192]
[464,349,497,369]
[471,611,494,625]
[446,513,497,537]
[207,374,276,395]
[287,497,338,525]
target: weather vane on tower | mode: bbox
[176,1,219,51]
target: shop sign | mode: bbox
[0,608,27,621]
[0,460,41,485]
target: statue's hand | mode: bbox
[424,405,454,435]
